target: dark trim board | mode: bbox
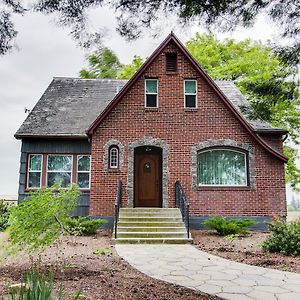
[190,216,275,232]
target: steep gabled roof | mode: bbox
[86,33,287,162]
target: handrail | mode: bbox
[175,181,190,238]
[114,179,122,239]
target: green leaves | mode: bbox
[262,219,300,256]
[7,184,80,253]
[186,33,300,189]
[204,217,256,236]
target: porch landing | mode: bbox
[113,208,192,244]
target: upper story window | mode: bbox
[47,155,72,188]
[166,53,177,72]
[109,146,119,169]
[27,154,42,188]
[184,80,197,108]
[198,149,247,186]
[77,155,91,189]
[145,79,158,108]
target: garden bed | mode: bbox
[0,231,216,300]
[192,230,300,273]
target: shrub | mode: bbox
[204,216,256,236]
[8,184,80,253]
[0,200,12,231]
[262,219,300,256]
[64,217,106,236]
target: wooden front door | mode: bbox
[134,147,162,207]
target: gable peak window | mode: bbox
[166,52,177,72]
[198,148,247,186]
[109,146,119,169]
[184,80,197,108]
[145,79,158,108]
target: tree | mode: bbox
[118,55,144,79]
[186,33,300,190]
[80,47,121,79]
[7,184,80,253]
[1,1,299,65]
[79,51,143,79]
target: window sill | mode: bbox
[184,108,198,111]
[166,71,178,75]
[25,188,91,193]
[144,107,159,112]
[107,169,120,173]
[197,186,251,191]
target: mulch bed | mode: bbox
[0,231,217,300]
[192,230,300,273]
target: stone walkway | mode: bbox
[116,244,300,300]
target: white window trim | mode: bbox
[77,155,91,189]
[109,146,119,169]
[145,79,158,108]
[184,79,197,109]
[198,148,248,187]
[27,154,43,189]
[46,154,73,187]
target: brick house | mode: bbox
[15,33,288,229]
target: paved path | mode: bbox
[116,244,300,300]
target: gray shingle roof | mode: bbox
[15,77,284,139]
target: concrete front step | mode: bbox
[115,208,192,244]
[117,232,188,238]
[114,238,193,244]
[119,216,183,222]
[118,221,184,227]
[117,226,186,232]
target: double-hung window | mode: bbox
[77,155,91,189]
[145,79,158,108]
[184,80,197,108]
[27,154,42,188]
[47,155,72,187]
[198,149,247,186]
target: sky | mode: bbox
[0,6,298,201]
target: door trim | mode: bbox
[126,138,169,208]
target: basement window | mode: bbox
[166,53,177,72]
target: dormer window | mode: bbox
[145,79,158,108]
[184,80,197,108]
[166,53,177,72]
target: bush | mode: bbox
[262,219,300,256]
[8,185,80,253]
[64,217,106,236]
[204,216,256,236]
[0,200,12,231]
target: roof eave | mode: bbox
[14,133,88,140]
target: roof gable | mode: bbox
[86,33,287,162]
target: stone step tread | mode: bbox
[117,226,186,230]
[114,238,193,244]
[119,213,182,216]
[117,222,185,226]
[119,216,183,220]
[117,232,188,235]
[120,208,179,211]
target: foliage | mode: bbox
[8,185,80,253]
[79,47,121,79]
[6,271,58,300]
[0,200,12,231]
[262,219,300,256]
[118,55,144,79]
[204,217,256,236]
[93,248,112,255]
[64,217,106,236]
[80,51,143,80]
[1,1,298,65]
[186,33,300,189]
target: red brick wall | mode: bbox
[89,42,286,218]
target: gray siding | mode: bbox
[18,138,91,217]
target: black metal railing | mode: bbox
[175,181,190,238]
[114,179,122,239]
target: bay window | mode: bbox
[47,155,72,187]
